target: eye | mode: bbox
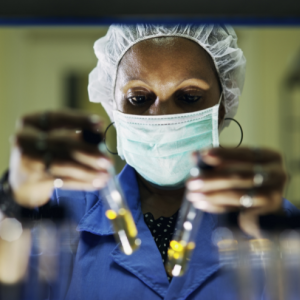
[179,93,202,103]
[127,91,156,106]
[128,95,147,104]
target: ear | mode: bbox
[218,100,226,127]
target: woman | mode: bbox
[1,24,298,299]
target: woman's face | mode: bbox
[115,37,224,121]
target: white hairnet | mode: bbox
[88,24,246,124]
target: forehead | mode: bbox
[117,37,217,85]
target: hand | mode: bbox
[9,111,112,208]
[186,147,287,236]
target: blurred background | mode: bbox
[0,26,300,206]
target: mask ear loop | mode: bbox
[103,122,118,155]
[219,118,244,148]
[218,93,223,105]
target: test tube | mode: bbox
[212,213,261,300]
[101,174,141,255]
[82,129,141,255]
[165,193,203,276]
[279,230,300,300]
[214,215,280,300]
[248,238,284,300]
[165,153,208,277]
[212,225,243,298]
[258,214,300,300]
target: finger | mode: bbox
[13,179,55,208]
[16,152,46,173]
[239,191,283,216]
[201,147,282,165]
[49,163,110,182]
[71,151,112,171]
[13,173,109,208]
[54,178,108,191]
[15,127,103,159]
[187,189,282,213]
[19,110,102,131]
[187,177,253,193]
[187,162,286,192]
[190,163,256,179]
[187,171,285,193]
[190,199,228,213]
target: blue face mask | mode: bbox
[113,96,221,188]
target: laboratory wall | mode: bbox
[0,26,300,205]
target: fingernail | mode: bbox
[201,149,209,156]
[207,148,219,156]
[186,179,203,191]
[186,192,206,202]
[199,149,221,165]
[0,218,23,242]
[193,201,209,210]
[92,178,104,188]
[98,158,112,169]
[89,114,101,124]
[202,155,220,166]
[53,178,64,188]
[190,167,200,177]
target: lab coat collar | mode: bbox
[110,208,171,298]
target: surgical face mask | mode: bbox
[113,96,221,188]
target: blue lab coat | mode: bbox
[30,164,300,300]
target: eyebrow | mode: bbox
[121,80,151,91]
[121,78,211,92]
[176,78,210,90]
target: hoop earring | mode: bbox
[219,118,243,148]
[103,122,118,155]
